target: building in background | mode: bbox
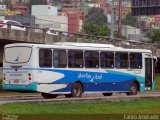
[32,5,58,16]
[11,0,19,6]
[106,0,131,23]
[109,25,141,40]
[12,5,29,14]
[61,0,82,11]
[11,0,29,6]
[5,14,35,26]
[31,5,67,32]
[34,15,68,32]
[67,13,80,33]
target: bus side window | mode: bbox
[85,51,99,68]
[39,49,52,68]
[100,52,114,68]
[115,52,129,68]
[53,50,67,68]
[130,53,142,69]
[68,50,83,68]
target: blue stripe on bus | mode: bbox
[38,69,140,93]
[2,82,37,91]
[52,81,132,92]
[40,69,136,83]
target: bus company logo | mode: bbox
[78,73,91,79]
[78,73,103,81]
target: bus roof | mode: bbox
[5,42,152,53]
[52,42,116,48]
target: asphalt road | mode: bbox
[0,92,160,105]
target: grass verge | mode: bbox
[0,98,160,114]
[155,74,160,91]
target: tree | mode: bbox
[82,22,110,36]
[82,7,109,36]
[85,7,107,25]
[146,29,160,43]
[122,13,138,27]
[114,31,127,40]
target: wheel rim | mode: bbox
[131,84,137,95]
[73,84,81,97]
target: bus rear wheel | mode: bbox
[71,82,83,97]
[126,82,138,96]
[41,93,58,99]
[103,93,113,96]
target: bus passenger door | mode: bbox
[145,58,153,90]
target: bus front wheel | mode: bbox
[41,92,58,99]
[126,82,138,95]
[71,82,83,97]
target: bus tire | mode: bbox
[65,94,72,98]
[103,93,113,96]
[126,82,138,96]
[41,93,58,99]
[71,82,83,97]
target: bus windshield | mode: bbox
[5,46,32,64]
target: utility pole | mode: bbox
[118,0,122,35]
[111,0,115,37]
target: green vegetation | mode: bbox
[114,31,127,40]
[155,74,160,91]
[82,7,111,37]
[85,7,107,25]
[0,98,160,114]
[82,22,110,36]
[122,13,138,28]
[146,29,160,43]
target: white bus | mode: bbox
[2,42,156,98]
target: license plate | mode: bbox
[14,79,19,83]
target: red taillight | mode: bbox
[29,77,31,80]
[28,73,31,80]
